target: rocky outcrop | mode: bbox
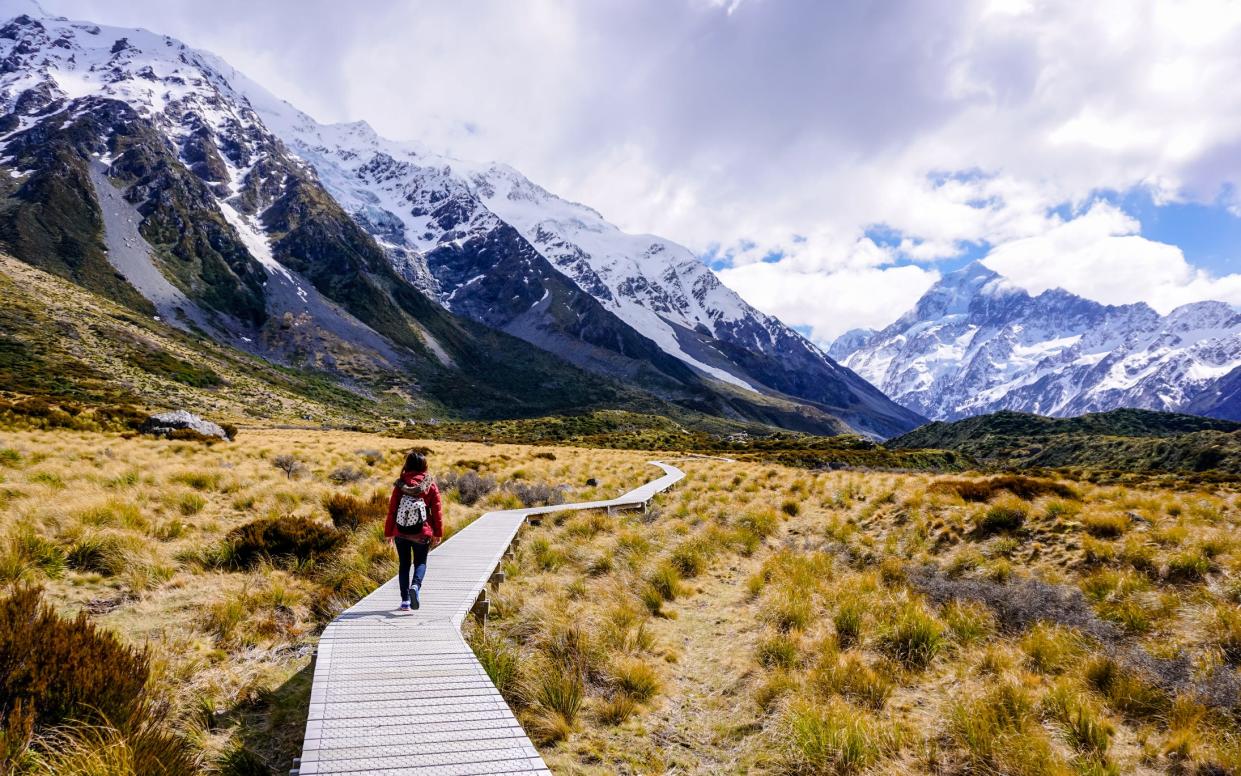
[140,410,231,440]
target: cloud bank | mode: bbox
[46,0,1241,342]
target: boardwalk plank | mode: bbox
[295,462,683,775]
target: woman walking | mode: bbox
[385,452,443,611]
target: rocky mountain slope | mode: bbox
[0,2,920,437]
[829,261,1241,422]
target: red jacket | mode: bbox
[384,472,443,542]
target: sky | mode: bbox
[38,0,1241,345]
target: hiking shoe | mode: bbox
[399,600,410,611]
[411,587,421,610]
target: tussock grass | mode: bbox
[780,696,901,774]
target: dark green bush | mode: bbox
[323,491,387,531]
[221,516,345,569]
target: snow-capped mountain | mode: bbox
[829,261,1241,421]
[0,2,921,436]
[242,79,916,436]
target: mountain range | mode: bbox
[829,261,1241,422]
[0,1,921,438]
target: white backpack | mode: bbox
[395,482,429,531]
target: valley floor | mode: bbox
[1,427,1240,774]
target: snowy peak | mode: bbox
[832,263,1241,422]
[0,3,924,437]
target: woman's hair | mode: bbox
[402,451,428,474]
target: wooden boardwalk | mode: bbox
[293,462,685,775]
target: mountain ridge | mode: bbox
[0,5,921,437]
[830,261,1241,422]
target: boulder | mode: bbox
[140,410,230,440]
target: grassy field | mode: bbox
[2,427,1240,774]
[0,428,655,773]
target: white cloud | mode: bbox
[719,261,938,344]
[41,0,1241,333]
[983,202,1241,312]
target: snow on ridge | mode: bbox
[834,262,1241,420]
[0,7,837,396]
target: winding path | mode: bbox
[293,461,685,775]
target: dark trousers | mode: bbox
[395,537,430,601]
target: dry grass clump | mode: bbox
[930,474,1078,502]
[780,696,901,775]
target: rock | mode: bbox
[140,410,230,440]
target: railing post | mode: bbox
[472,589,490,627]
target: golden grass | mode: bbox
[4,428,1241,773]
[0,428,658,772]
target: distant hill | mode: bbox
[887,409,1241,475]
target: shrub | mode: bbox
[505,480,566,508]
[327,466,366,485]
[271,454,304,479]
[878,600,944,669]
[323,491,387,531]
[218,516,345,569]
[533,451,557,460]
[909,566,1114,640]
[440,470,496,506]
[0,587,149,751]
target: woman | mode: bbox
[384,452,443,611]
